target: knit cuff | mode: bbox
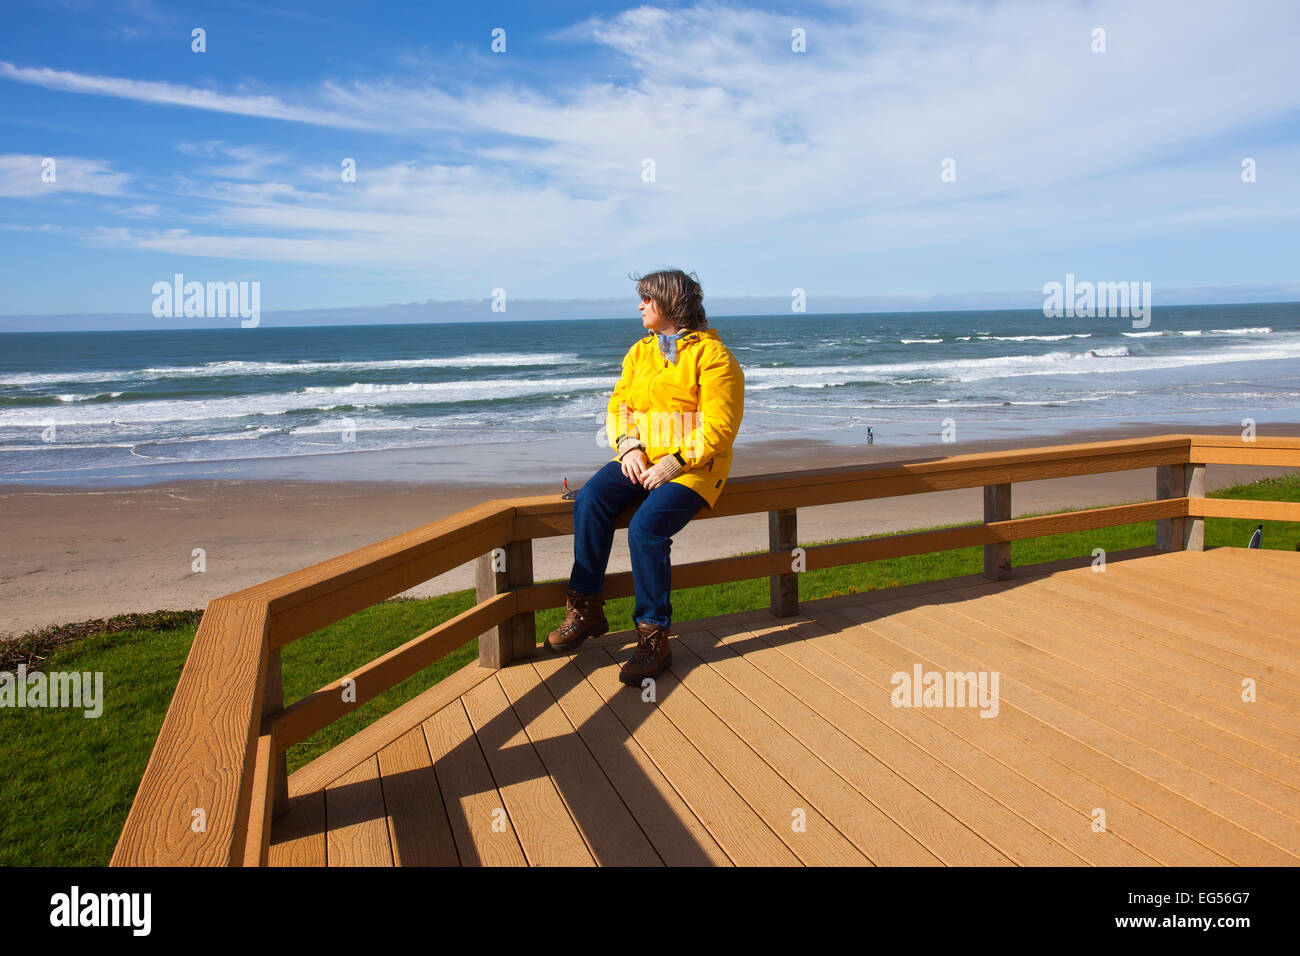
[616,434,645,459]
[656,452,687,479]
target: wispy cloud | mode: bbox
[108,203,163,217]
[176,142,292,181]
[0,61,375,129]
[0,154,128,197]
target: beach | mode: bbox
[2,420,1297,640]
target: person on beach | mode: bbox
[545,269,745,686]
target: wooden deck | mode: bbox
[267,547,1300,866]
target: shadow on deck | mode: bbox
[269,547,1300,867]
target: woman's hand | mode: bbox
[621,448,649,484]
[638,456,678,490]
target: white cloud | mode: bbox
[110,203,163,217]
[0,61,376,129]
[0,154,129,197]
[176,142,293,180]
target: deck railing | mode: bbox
[109,433,1300,866]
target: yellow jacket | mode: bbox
[605,327,745,509]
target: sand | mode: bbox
[1,421,1296,639]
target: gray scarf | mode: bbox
[656,329,690,364]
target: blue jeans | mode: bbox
[569,459,708,628]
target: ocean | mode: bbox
[2,302,1298,487]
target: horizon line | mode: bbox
[2,289,1298,334]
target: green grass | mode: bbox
[4,471,1297,866]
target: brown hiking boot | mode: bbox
[619,620,672,685]
[545,589,609,653]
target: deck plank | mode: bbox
[780,609,1158,866]
[713,622,1017,865]
[938,584,1300,763]
[1111,561,1300,658]
[530,653,731,865]
[1045,567,1300,675]
[730,618,1080,865]
[1033,575,1300,695]
[376,725,459,866]
[895,594,1300,818]
[1161,550,1300,622]
[635,638,872,866]
[951,578,1300,726]
[850,595,1291,866]
[288,659,496,804]
[572,642,800,865]
[421,700,527,866]
[1206,545,1300,564]
[674,629,942,865]
[495,661,662,866]
[798,606,1224,866]
[267,789,325,867]
[324,755,393,866]
[874,592,1300,829]
[1189,547,1300,586]
[845,596,1300,864]
[702,620,1010,865]
[460,675,595,866]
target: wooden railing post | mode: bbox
[263,648,289,819]
[1156,464,1187,551]
[769,508,798,617]
[1183,462,1206,551]
[983,484,1011,579]
[477,539,535,667]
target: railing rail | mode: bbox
[109,598,272,866]
[110,433,1300,866]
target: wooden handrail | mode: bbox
[225,501,516,649]
[112,598,271,866]
[1188,498,1300,521]
[512,498,1194,611]
[511,434,1196,536]
[111,433,1300,866]
[267,592,517,749]
[1189,434,1300,466]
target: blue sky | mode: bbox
[1,0,1298,325]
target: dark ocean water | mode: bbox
[2,302,1297,485]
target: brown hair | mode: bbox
[631,268,708,332]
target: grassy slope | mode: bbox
[3,472,1297,866]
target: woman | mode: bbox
[545,269,745,686]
